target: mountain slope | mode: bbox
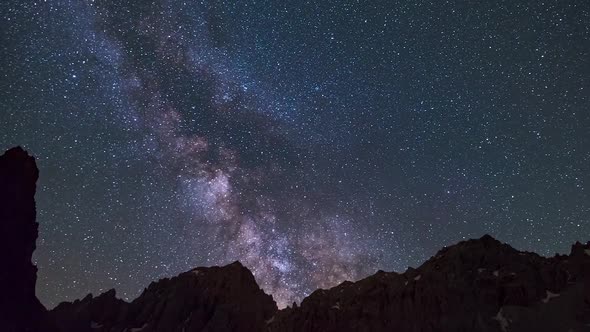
[268,235,590,332]
[50,262,277,332]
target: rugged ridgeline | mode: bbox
[2,146,590,332]
[0,147,57,332]
[267,236,590,332]
[50,262,277,332]
[46,234,590,332]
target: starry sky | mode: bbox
[1,0,589,309]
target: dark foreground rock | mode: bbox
[0,147,57,332]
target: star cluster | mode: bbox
[1,0,589,308]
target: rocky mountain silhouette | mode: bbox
[50,262,277,332]
[268,235,590,332]
[2,146,589,331]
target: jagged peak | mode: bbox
[228,260,246,268]
[55,290,120,309]
[96,288,117,298]
[463,233,504,247]
[479,233,499,242]
[3,145,27,156]
[570,240,590,257]
[433,234,511,257]
[188,260,251,277]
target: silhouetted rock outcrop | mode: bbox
[50,262,277,332]
[0,147,56,332]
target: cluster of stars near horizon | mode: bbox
[1,0,589,308]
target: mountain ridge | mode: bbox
[47,233,590,332]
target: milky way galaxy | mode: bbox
[1,0,589,308]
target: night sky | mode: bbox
[1,0,589,309]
